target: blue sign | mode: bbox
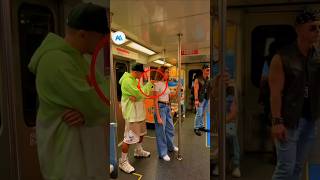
[112,31,126,45]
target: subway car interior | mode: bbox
[0,0,320,180]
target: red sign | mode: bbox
[116,47,130,55]
[181,49,199,56]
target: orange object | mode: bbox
[144,98,155,123]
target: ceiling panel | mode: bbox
[111,0,210,58]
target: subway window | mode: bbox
[18,3,55,127]
[251,25,296,87]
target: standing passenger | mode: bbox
[118,63,154,173]
[225,85,241,178]
[269,11,320,180]
[194,64,211,136]
[28,3,110,179]
[154,66,179,161]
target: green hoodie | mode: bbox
[119,72,153,122]
[29,33,109,179]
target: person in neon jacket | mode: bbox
[118,63,154,173]
[28,3,109,180]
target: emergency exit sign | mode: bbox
[181,49,199,56]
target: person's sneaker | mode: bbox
[173,146,179,152]
[162,155,170,161]
[134,149,151,158]
[232,167,241,178]
[199,127,210,132]
[119,158,135,174]
[194,129,202,136]
[110,164,114,173]
[182,114,185,118]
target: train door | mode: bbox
[0,2,13,177]
[114,59,130,143]
[15,1,61,179]
[242,10,297,152]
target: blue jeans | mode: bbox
[154,103,175,157]
[194,99,209,129]
[272,118,316,180]
[226,122,240,167]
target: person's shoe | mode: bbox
[199,127,210,132]
[134,148,151,158]
[173,146,179,152]
[194,129,202,136]
[182,114,185,118]
[232,167,241,178]
[169,146,179,152]
[110,164,114,173]
[161,155,171,161]
[119,158,135,174]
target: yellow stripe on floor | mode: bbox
[132,172,143,180]
[144,135,156,139]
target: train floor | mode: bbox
[114,112,275,180]
[115,111,210,180]
[211,153,275,180]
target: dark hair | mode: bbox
[202,64,210,70]
[295,10,319,25]
[155,66,169,81]
[131,63,144,72]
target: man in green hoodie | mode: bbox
[118,63,154,173]
[28,3,109,180]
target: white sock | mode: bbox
[121,152,127,160]
[136,143,143,151]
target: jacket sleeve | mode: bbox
[36,51,109,126]
[121,78,153,99]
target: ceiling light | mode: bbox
[153,60,165,65]
[164,63,173,67]
[126,42,156,55]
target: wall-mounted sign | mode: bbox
[112,46,139,60]
[181,49,199,56]
[112,31,126,45]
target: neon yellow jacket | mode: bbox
[28,33,109,180]
[119,72,153,122]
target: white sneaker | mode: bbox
[134,149,151,158]
[173,146,179,152]
[110,164,114,173]
[232,167,241,178]
[162,155,170,161]
[119,158,135,174]
[182,114,185,118]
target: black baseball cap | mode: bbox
[295,10,320,25]
[202,64,210,69]
[132,63,145,72]
[66,2,109,34]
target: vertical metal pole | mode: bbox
[109,12,118,176]
[163,49,166,64]
[177,33,183,161]
[218,0,227,179]
[209,1,216,176]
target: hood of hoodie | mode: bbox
[119,72,134,85]
[28,33,80,74]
